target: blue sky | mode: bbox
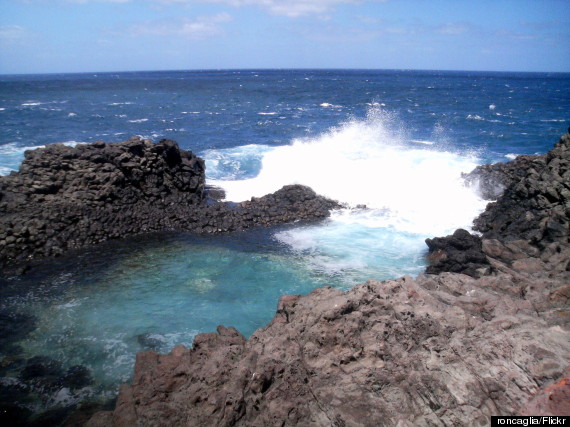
[1,0,569,74]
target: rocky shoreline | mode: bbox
[84,133,569,426]
[0,137,340,271]
[1,133,568,426]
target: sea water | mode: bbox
[0,69,569,413]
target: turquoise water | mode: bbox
[2,226,421,412]
[0,69,569,418]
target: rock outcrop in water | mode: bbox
[0,137,340,270]
[426,133,570,278]
[87,133,570,426]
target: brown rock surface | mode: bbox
[518,368,570,416]
[87,271,570,426]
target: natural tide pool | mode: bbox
[0,223,428,418]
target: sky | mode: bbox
[0,0,569,74]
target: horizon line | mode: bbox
[2,67,570,78]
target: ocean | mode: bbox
[1,69,569,415]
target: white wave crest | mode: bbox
[212,107,485,237]
[0,141,81,175]
[466,114,484,121]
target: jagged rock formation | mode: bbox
[87,135,570,426]
[0,138,340,269]
[462,153,543,200]
[87,274,569,426]
[425,228,490,278]
[426,132,570,278]
[0,138,205,266]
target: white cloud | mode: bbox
[154,0,388,18]
[21,0,388,17]
[0,25,34,46]
[128,12,232,38]
[64,0,132,3]
[435,23,471,35]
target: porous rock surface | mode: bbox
[0,137,339,269]
[87,134,570,426]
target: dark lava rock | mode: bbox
[428,132,570,278]
[0,137,205,268]
[204,185,226,202]
[462,154,545,200]
[61,365,93,389]
[0,311,37,354]
[0,138,340,270]
[425,228,490,278]
[474,133,570,247]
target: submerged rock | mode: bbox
[0,311,37,355]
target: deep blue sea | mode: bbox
[1,69,569,414]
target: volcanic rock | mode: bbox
[462,153,545,201]
[87,271,570,426]
[426,132,570,279]
[87,133,570,426]
[0,138,340,269]
[425,228,490,277]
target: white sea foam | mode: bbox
[489,104,496,110]
[320,102,342,108]
[410,139,435,145]
[505,153,517,160]
[466,114,484,121]
[0,166,12,175]
[258,112,277,115]
[204,144,273,181]
[212,107,486,239]
[128,118,148,123]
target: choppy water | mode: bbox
[1,69,569,419]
